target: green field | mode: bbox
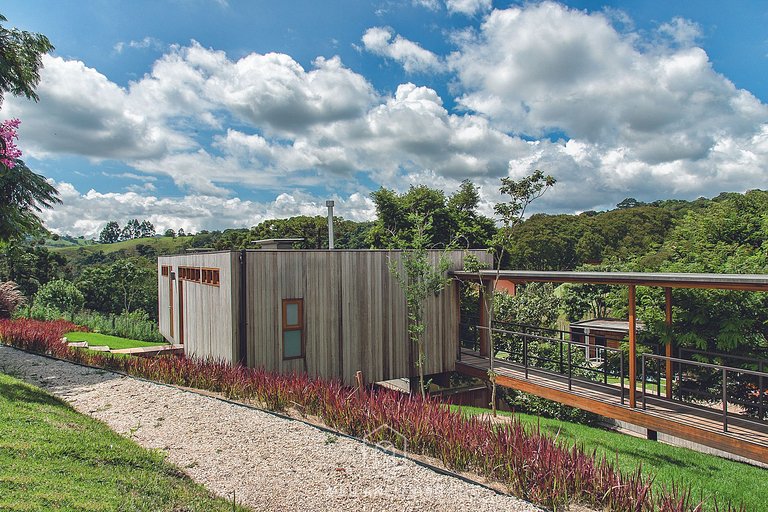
[0,372,247,511]
[65,331,168,350]
[453,405,767,510]
[50,236,188,257]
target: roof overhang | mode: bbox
[450,270,768,292]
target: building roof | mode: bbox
[570,318,645,333]
[450,270,768,292]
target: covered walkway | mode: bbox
[451,270,768,464]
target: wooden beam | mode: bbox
[628,284,637,408]
[665,287,673,400]
[478,282,492,357]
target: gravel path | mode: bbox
[0,346,541,512]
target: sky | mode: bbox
[2,0,768,237]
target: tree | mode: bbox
[164,228,176,238]
[33,279,84,313]
[138,220,155,238]
[368,182,495,249]
[0,157,60,241]
[121,219,141,241]
[99,221,121,244]
[0,14,54,107]
[485,170,556,415]
[0,16,57,243]
[388,214,451,398]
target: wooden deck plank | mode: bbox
[457,350,768,464]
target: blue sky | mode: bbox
[3,1,767,236]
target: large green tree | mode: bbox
[0,13,57,243]
[368,181,495,249]
[0,13,53,107]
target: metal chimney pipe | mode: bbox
[325,200,335,249]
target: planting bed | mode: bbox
[0,319,747,511]
[0,346,537,512]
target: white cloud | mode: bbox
[447,2,768,205]
[413,0,440,10]
[41,181,375,238]
[114,36,164,54]
[445,0,491,16]
[362,27,442,73]
[10,4,768,236]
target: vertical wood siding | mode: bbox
[157,252,237,361]
[160,249,491,385]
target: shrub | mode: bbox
[33,279,84,313]
[0,318,743,512]
[23,306,164,343]
[0,281,26,318]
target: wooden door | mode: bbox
[178,279,185,345]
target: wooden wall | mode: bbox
[244,249,490,384]
[157,252,238,361]
[158,249,491,385]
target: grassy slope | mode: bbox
[50,236,188,257]
[453,405,767,510]
[0,372,247,512]
[64,331,167,350]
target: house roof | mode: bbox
[450,270,768,292]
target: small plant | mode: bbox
[0,281,25,318]
[325,434,338,445]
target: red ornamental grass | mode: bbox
[0,318,740,512]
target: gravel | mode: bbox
[0,346,541,512]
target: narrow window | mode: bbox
[282,299,304,360]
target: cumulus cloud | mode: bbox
[445,0,491,16]
[8,3,768,236]
[113,36,164,54]
[448,2,768,204]
[362,27,442,73]
[41,181,375,238]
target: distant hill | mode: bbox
[50,236,191,258]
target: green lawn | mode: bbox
[0,372,248,511]
[64,331,168,350]
[453,405,767,510]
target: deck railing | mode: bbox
[475,323,627,404]
[640,353,768,429]
[460,320,768,428]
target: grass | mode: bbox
[0,371,248,512]
[64,331,168,351]
[453,404,767,510]
[50,236,187,257]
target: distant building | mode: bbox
[569,318,645,361]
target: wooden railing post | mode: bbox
[665,287,673,399]
[629,284,637,408]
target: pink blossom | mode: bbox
[0,118,22,169]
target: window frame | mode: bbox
[281,298,304,360]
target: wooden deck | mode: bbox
[456,350,768,464]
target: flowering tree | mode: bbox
[0,118,21,166]
[0,14,58,243]
[0,119,60,241]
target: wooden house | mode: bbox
[158,248,489,385]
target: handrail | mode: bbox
[477,324,626,404]
[640,352,768,431]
